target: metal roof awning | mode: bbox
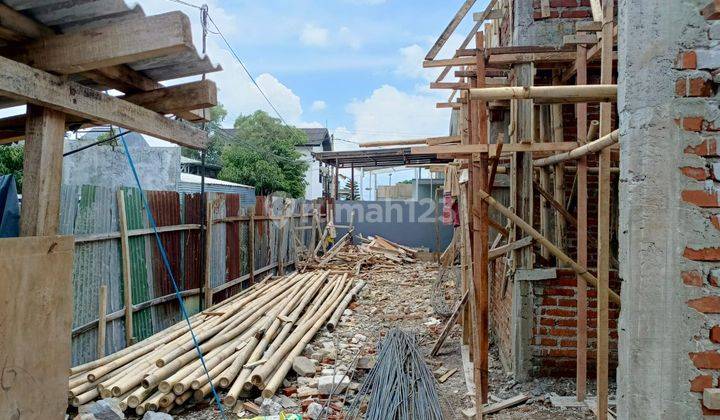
[312,147,452,169]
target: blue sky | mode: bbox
[140,0,486,151]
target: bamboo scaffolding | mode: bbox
[468,84,616,103]
[533,129,619,167]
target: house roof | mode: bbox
[313,147,453,169]
[180,172,252,188]
[219,127,332,150]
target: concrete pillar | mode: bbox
[618,0,716,418]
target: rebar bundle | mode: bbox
[346,328,443,420]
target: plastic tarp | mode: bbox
[0,175,19,237]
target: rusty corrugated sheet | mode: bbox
[147,190,183,331]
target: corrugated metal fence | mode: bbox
[60,185,324,366]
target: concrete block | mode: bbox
[705,388,720,409]
[292,356,317,377]
[318,374,350,394]
[141,412,172,420]
[78,398,125,420]
[696,49,720,70]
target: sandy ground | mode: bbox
[173,260,611,419]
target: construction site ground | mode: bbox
[177,260,606,419]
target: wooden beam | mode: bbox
[437,102,463,109]
[120,80,217,114]
[596,0,614,417]
[424,56,477,68]
[425,0,477,61]
[117,191,134,346]
[563,34,599,46]
[533,130,619,166]
[0,55,208,149]
[533,180,577,227]
[431,291,469,356]
[487,51,578,66]
[576,41,589,402]
[469,85,617,103]
[19,105,64,236]
[430,81,471,90]
[576,21,603,32]
[476,188,621,305]
[590,0,603,21]
[14,12,193,74]
[248,211,255,284]
[412,141,580,155]
[427,135,462,146]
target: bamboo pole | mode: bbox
[117,191,134,346]
[469,84,616,103]
[326,280,366,332]
[475,188,621,305]
[532,129,619,167]
[97,285,107,358]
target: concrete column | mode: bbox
[618,0,714,418]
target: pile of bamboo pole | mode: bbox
[68,270,360,416]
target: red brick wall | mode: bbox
[531,269,620,377]
[674,15,720,412]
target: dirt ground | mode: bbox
[175,260,612,419]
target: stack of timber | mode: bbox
[305,235,418,274]
[67,270,361,416]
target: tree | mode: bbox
[0,144,24,192]
[219,111,308,198]
[181,104,228,165]
[343,179,360,200]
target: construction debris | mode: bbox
[67,270,362,417]
[303,234,419,274]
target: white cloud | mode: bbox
[311,100,327,112]
[300,23,330,47]
[332,85,450,152]
[338,27,362,50]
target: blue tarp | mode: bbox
[0,175,19,237]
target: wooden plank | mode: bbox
[427,135,462,146]
[424,56,477,68]
[116,191,134,346]
[488,51,578,66]
[576,21,603,32]
[563,34,599,46]
[437,102,463,109]
[590,0,603,21]
[469,85,617,103]
[550,72,566,259]
[248,211,255,284]
[515,268,557,282]
[412,141,580,155]
[0,55,208,149]
[19,105,64,236]
[120,80,217,114]
[425,0,477,60]
[484,394,531,414]
[488,236,533,260]
[0,236,74,419]
[204,198,214,308]
[97,284,107,358]
[14,12,193,74]
[534,180,577,227]
[596,0,614,417]
[576,42,589,402]
[430,81,471,89]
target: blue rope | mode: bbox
[119,131,227,419]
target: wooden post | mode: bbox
[350,163,355,200]
[203,197,213,308]
[19,105,65,236]
[277,215,286,276]
[511,62,535,380]
[117,191,134,345]
[596,1,614,417]
[551,71,566,259]
[97,284,107,358]
[333,161,339,199]
[575,42,589,402]
[471,31,490,408]
[248,210,255,284]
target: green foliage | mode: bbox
[343,180,360,200]
[0,144,24,192]
[181,104,228,165]
[219,111,308,197]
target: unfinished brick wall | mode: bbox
[531,0,594,20]
[531,269,620,377]
[673,15,720,415]
[490,258,513,368]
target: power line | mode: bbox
[206,14,290,126]
[163,0,202,9]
